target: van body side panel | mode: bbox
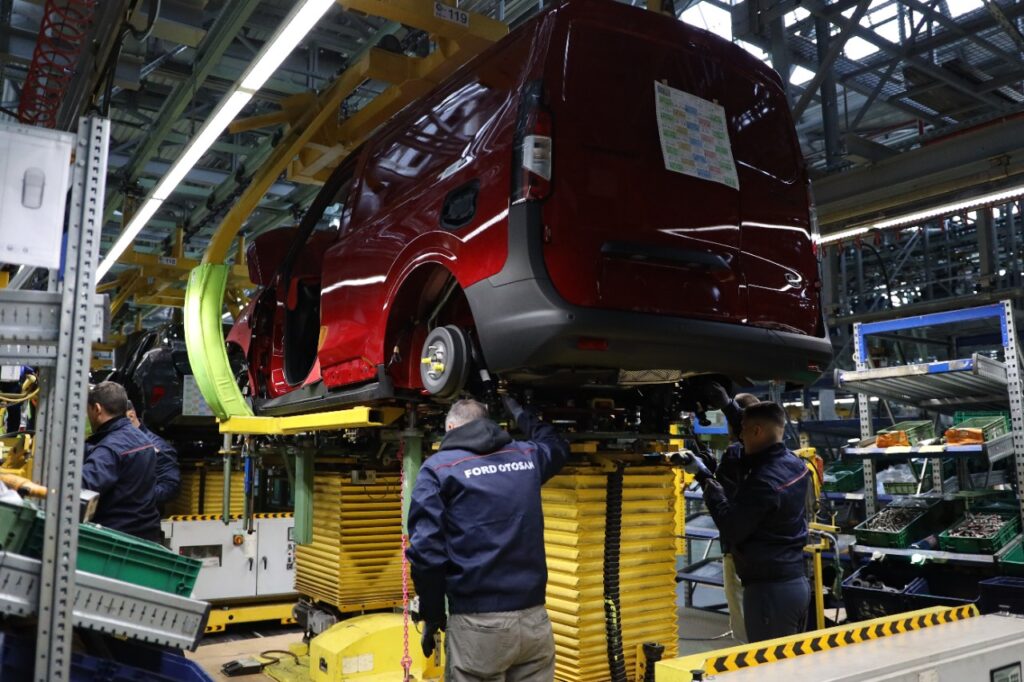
[317,27,538,387]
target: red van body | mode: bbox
[229,0,832,414]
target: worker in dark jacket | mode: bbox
[126,400,180,507]
[690,391,759,642]
[407,396,570,681]
[83,382,161,542]
[683,401,809,642]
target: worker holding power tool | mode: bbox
[688,386,760,642]
[407,396,570,681]
[679,399,810,642]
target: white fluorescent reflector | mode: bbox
[97,197,164,279]
[96,0,337,280]
[815,183,1024,245]
[152,91,252,200]
[240,0,336,92]
[873,185,1024,229]
[814,226,869,245]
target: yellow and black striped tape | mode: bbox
[706,605,977,674]
[165,512,293,522]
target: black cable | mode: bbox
[259,649,301,669]
[603,467,627,682]
[860,238,907,365]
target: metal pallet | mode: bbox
[0,551,209,651]
[836,354,1008,411]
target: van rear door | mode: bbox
[541,5,816,333]
[542,13,743,324]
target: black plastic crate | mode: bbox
[905,568,982,610]
[842,562,926,621]
[979,577,1024,614]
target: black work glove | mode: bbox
[701,381,731,411]
[501,393,524,421]
[421,619,445,658]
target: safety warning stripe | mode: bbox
[705,605,978,674]
[165,512,294,521]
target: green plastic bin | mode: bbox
[998,536,1024,576]
[854,498,944,549]
[823,462,864,493]
[939,512,1021,554]
[26,521,200,596]
[0,500,39,553]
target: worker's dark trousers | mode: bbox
[742,576,810,643]
[445,604,555,681]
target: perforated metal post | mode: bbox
[853,323,878,516]
[35,116,108,682]
[1001,300,1024,533]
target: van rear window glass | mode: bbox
[563,21,799,184]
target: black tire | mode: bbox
[419,325,470,400]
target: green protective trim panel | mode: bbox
[294,450,313,545]
[184,263,253,420]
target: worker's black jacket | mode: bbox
[82,416,161,540]
[407,412,569,621]
[700,442,808,584]
[139,423,181,506]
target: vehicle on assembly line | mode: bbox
[227,0,832,418]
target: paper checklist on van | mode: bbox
[654,81,739,191]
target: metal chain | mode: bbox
[398,441,413,680]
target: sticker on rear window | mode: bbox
[654,82,739,191]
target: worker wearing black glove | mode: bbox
[420,617,445,658]
[406,394,569,680]
[693,401,810,643]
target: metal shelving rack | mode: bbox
[0,118,207,679]
[835,301,1024,535]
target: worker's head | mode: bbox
[445,399,489,432]
[87,381,129,431]
[739,401,786,454]
[125,400,141,429]
[728,393,760,442]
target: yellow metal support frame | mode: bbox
[205,602,298,633]
[219,406,405,435]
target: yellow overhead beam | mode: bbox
[218,406,405,435]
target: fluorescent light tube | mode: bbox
[97,0,336,279]
[816,183,1024,245]
[97,197,164,280]
[240,0,336,93]
[151,91,252,200]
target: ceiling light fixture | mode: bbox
[814,183,1024,246]
[96,0,336,280]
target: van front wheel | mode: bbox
[419,325,470,400]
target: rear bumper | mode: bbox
[466,276,832,383]
[466,202,832,384]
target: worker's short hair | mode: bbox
[446,399,488,429]
[741,401,786,430]
[734,393,759,409]
[88,381,129,417]
[125,399,135,413]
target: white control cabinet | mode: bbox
[162,516,296,602]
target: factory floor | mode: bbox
[188,566,738,680]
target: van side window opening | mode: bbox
[323,175,356,235]
[356,37,532,220]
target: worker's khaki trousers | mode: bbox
[445,604,555,681]
[722,553,747,642]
